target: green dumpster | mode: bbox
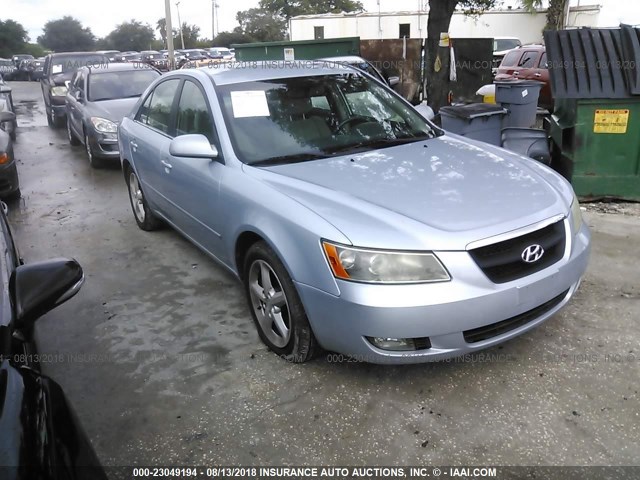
[231,37,360,62]
[544,26,640,200]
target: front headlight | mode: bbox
[51,85,68,96]
[90,117,118,133]
[570,191,583,235]
[322,241,450,284]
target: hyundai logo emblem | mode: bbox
[521,244,545,263]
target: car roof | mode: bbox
[175,60,353,86]
[48,52,107,58]
[319,55,369,64]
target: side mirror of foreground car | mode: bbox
[0,111,16,124]
[169,134,219,160]
[388,76,400,87]
[10,258,84,331]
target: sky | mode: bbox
[2,0,639,45]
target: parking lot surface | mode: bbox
[7,80,640,466]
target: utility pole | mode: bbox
[176,1,185,49]
[164,0,175,70]
[211,0,216,40]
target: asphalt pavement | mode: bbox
[6,80,640,467]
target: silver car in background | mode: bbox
[118,62,590,364]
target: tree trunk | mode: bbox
[425,0,458,113]
[546,0,568,30]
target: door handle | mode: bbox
[534,73,542,78]
[130,140,138,151]
[161,160,173,170]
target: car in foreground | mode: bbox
[41,52,109,128]
[66,63,161,168]
[0,112,19,199]
[495,45,552,110]
[118,62,590,364]
[0,202,107,479]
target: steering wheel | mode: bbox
[336,116,371,132]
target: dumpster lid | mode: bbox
[439,103,507,120]
[544,26,640,99]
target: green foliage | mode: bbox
[235,9,287,42]
[519,0,567,30]
[22,43,47,58]
[0,19,30,57]
[212,31,255,47]
[257,0,363,20]
[177,23,201,49]
[38,16,95,52]
[104,20,155,52]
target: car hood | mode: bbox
[51,72,75,86]
[245,135,574,250]
[85,98,139,124]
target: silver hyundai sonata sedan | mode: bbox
[118,61,590,364]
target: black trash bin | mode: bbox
[439,104,507,146]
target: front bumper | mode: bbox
[50,102,67,118]
[297,219,591,364]
[88,131,119,159]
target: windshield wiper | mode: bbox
[251,152,328,166]
[325,136,429,154]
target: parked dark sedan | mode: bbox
[41,52,109,128]
[66,63,160,168]
[25,58,45,81]
[0,78,17,140]
[140,50,169,71]
[0,59,18,81]
[0,112,19,199]
[0,202,108,479]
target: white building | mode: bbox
[289,5,602,44]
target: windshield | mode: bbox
[52,55,108,74]
[217,73,438,165]
[494,39,521,52]
[88,70,160,101]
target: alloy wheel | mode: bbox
[128,172,146,223]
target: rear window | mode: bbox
[500,50,522,67]
[518,51,539,68]
[494,39,522,52]
[88,69,160,101]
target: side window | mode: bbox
[518,51,538,68]
[175,80,214,143]
[137,92,154,125]
[501,50,521,67]
[540,52,548,69]
[141,79,180,135]
[75,72,85,93]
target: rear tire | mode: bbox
[243,241,318,363]
[125,166,162,231]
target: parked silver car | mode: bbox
[66,63,160,168]
[118,62,590,364]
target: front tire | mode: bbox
[126,166,162,231]
[84,132,103,168]
[67,117,80,146]
[243,241,318,363]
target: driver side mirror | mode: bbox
[10,258,84,332]
[169,134,219,159]
[387,76,400,87]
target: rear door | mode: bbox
[127,78,182,217]
[66,70,85,135]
